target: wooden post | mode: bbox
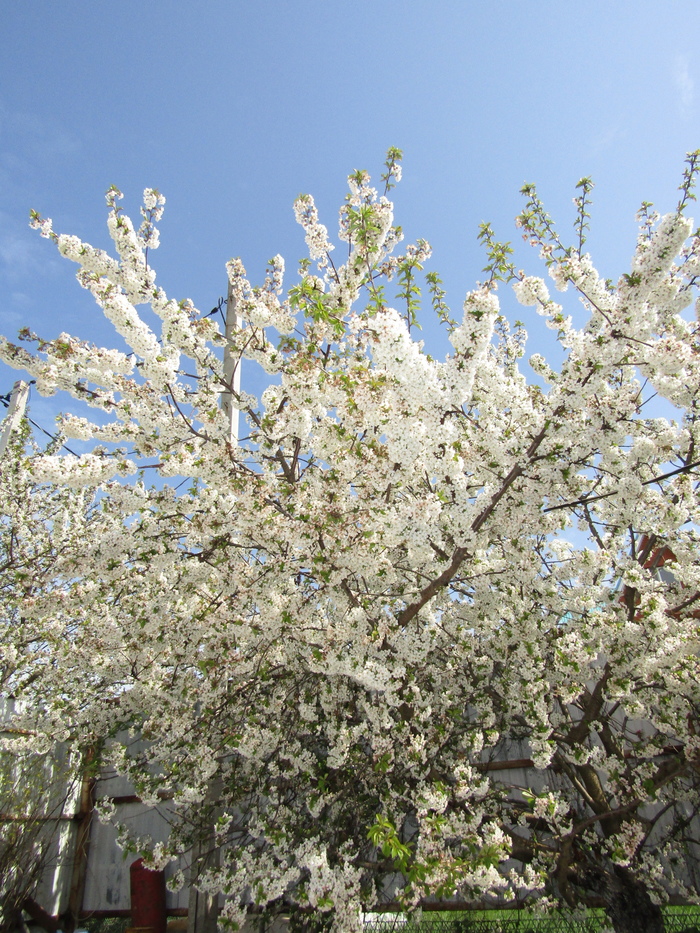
[186,836,219,933]
[0,380,29,459]
[186,783,222,933]
[65,749,98,933]
[221,281,241,446]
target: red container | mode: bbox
[129,858,167,933]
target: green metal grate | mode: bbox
[364,912,700,933]
[365,920,599,933]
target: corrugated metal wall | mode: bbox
[4,705,700,922]
[2,700,188,921]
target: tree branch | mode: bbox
[544,459,700,513]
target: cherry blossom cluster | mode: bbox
[4,151,700,930]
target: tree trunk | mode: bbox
[603,867,665,933]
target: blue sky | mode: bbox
[1,1,699,431]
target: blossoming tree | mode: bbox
[3,150,700,933]
[0,423,97,932]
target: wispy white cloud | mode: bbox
[674,55,694,118]
[0,98,81,161]
[0,224,56,282]
[588,124,624,159]
[0,98,82,209]
[1,308,24,330]
[0,230,37,271]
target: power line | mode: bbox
[1,382,79,457]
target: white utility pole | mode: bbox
[186,282,241,933]
[0,380,29,459]
[221,280,241,445]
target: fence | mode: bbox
[364,912,700,933]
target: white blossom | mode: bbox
[4,158,700,925]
